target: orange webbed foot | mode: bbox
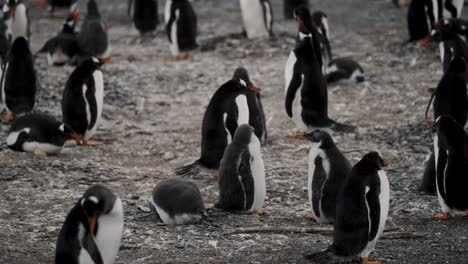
[305,214,317,221]
[434,212,452,220]
[254,209,265,215]
[287,131,305,139]
[361,257,381,264]
[1,113,15,122]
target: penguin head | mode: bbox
[294,6,313,35]
[80,185,118,234]
[7,0,17,18]
[58,123,82,141]
[436,115,466,149]
[86,0,101,19]
[303,129,334,148]
[359,151,388,171]
[10,37,29,56]
[232,124,254,145]
[447,56,467,73]
[63,11,80,33]
[217,79,260,96]
[80,56,110,70]
[232,66,261,92]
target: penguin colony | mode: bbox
[0,0,467,263]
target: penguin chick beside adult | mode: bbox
[37,11,80,66]
[3,0,30,41]
[312,11,332,67]
[283,0,308,19]
[55,184,124,264]
[306,152,390,264]
[164,0,198,60]
[216,124,266,213]
[1,37,37,121]
[129,0,158,37]
[62,57,109,146]
[293,130,351,224]
[7,113,81,155]
[77,0,110,59]
[231,66,267,145]
[325,58,365,84]
[150,179,206,225]
[174,79,261,176]
[239,0,273,39]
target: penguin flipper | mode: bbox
[174,161,201,176]
[329,120,356,133]
[82,225,104,264]
[419,152,436,194]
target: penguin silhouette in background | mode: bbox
[77,0,109,59]
[174,80,261,177]
[231,66,267,145]
[325,57,365,83]
[1,37,37,121]
[283,0,308,19]
[55,184,124,264]
[129,0,158,37]
[150,179,207,225]
[216,124,266,213]
[3,0,29,41]
[239,0,273,39]
[62,57,109,146]
[306,152,390,264]
[31,0,79,15]
[406,0,435,42]
[164,0,198,61]
[433,115,468,219]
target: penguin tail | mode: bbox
[174,161,201,177]
[329,120,356,133]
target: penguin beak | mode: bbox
[249,87,261,92]
[68,132,82,141]
[32,0,45,8]
[399,2,410,9]
[296,18,302,29]
[71,11,80,22]
[383,161,389,167]
[99,57,111,65]
[419,36,432,48]
[89,213,97,235]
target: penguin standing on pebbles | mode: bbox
[62,57,109,146]
[150,179,206,225]
[283,0,308,19]
[4,0,30,41]
[129,0,158,37]
[55,184,124,264]
[7,113,81,155]
[306,152,390,264]
[293,130,351,224]
[77,0,109,59]
[1,37,37,121]
[216,124,266,213]
[175,79,261,176]
[325,58,365,84]
[239,0,273,39]
[164,0,198,60]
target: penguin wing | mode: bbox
[239,150,255,209]
[165,7,177,44]
[285,64,302,118]
[325,69,349,83]
[365,183,381,242]
[84,77,98,130]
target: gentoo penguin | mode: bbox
[426,26,468,72]
[164,0,198,60]
[129,0,158,37]
[231,66,267,145]
[37,11,80,66]
[175,80,260,176]
[312,11,332,67]
[294,6,324,71]
[62,57,109,145]
[216,124,266,213]
[441,18,468,40]
[77,0,109,59]
[285,29,355,134]
[7,113,81,155]
[305,152,390,264]
[3,0,29,41]
[31,0,79,15]
[283,0,308,19]
[293,130,351,224]
[325,57,365,83]
[433,115,468,219]
[150,179,206,225]
[55,184,124,264]
[406,0,435,42]
[239,0,273,39]
[0,37,36,121]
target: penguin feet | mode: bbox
[79,140,105,146]
[287,131,305,139]
[168,53,190,62]
[254,209,265,215]
[305,214,317,221]
[434,212,452,220]
[361,257,381,264]
[1,113,15,122]
[34,148,48,156]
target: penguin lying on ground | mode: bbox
[325,57,365,83]
[3,0,30,41]
[283,0,308,19]
[306,152,390,264]
[174,79,261,177]
[7,113,81,155]
[216,124,266,213]
[239,0,273,39]
[129,0,158,37]
[433,115,468,219]
[37,11,80,66]
[77,0,109,60]
[1,37,37,122]
[150,179,206,225]
[292,130,351,224]
[32,0,79,15]
[55,184,124,264]
[62,57,109,146]
[165,0,198,61]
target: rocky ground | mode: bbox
[0,0,467,263]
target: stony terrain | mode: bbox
[1,0,467,263]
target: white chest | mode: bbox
[239,0,269,39]
[235,94,249,126]
[247,134,266,211]
[94,198,124,264]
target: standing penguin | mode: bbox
[150,179,206,225]
[294,6,324,71]
[433,115,468,219]
[426,26,468,72]
[1,37,36,121]
[325,57,366,83]
[129,0,158,37]
[239,0,273,39]
[37,11,80,66]
[175,80,261,176]
[406,0,435,42]
[7,113,81,155]
[283,0,308,19]
[164,0,198,60]
[77,0,109,59]
[216,124,266,213]
[293,130,351,224]
[62,57,109,145]
[441,18,468,40]
[3,0,29,41]
[55,184,124,264]
[306,152,390,264]
[231,66,267,145]
[31,0,79,15]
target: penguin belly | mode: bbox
[308,145,331,223]
[235,94,249,125]
[150,198,202,225]
[247,134,266,211]
[284,51,297,95]
[240,0,269,39]
[169,10,180,56]
[292,77,309,131]
[23,141,63,154]
[434,135,452,213]
[11,5,28,40]
[48,48,70,66]
[94,198,123,264]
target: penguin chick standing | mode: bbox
[150,179,206,225]
[164,0,198,60]
[1,37,36,121]
[77,0,109,59]
[239,0,273,39]
[216,124,266,213]
[283,0,308,19]
[231,66,267,145]
[129,0,158,37]
[325,57,365,83]
[62,57,109,145]
[175,80,260,176]
[306,152,390,264]
[293,130,351,224]
[4,0,29,41]
[7,113,81,155]
[55,184,124,264]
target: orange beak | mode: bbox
[249,87,261,92]
[383,161,389,167]
[99,57,111,64]
[68,132,82,141]
[90,214,97,235]
[71,11,80,22]
[296,17,301,29]
[31,0,45,8]
[419,36,432,48]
